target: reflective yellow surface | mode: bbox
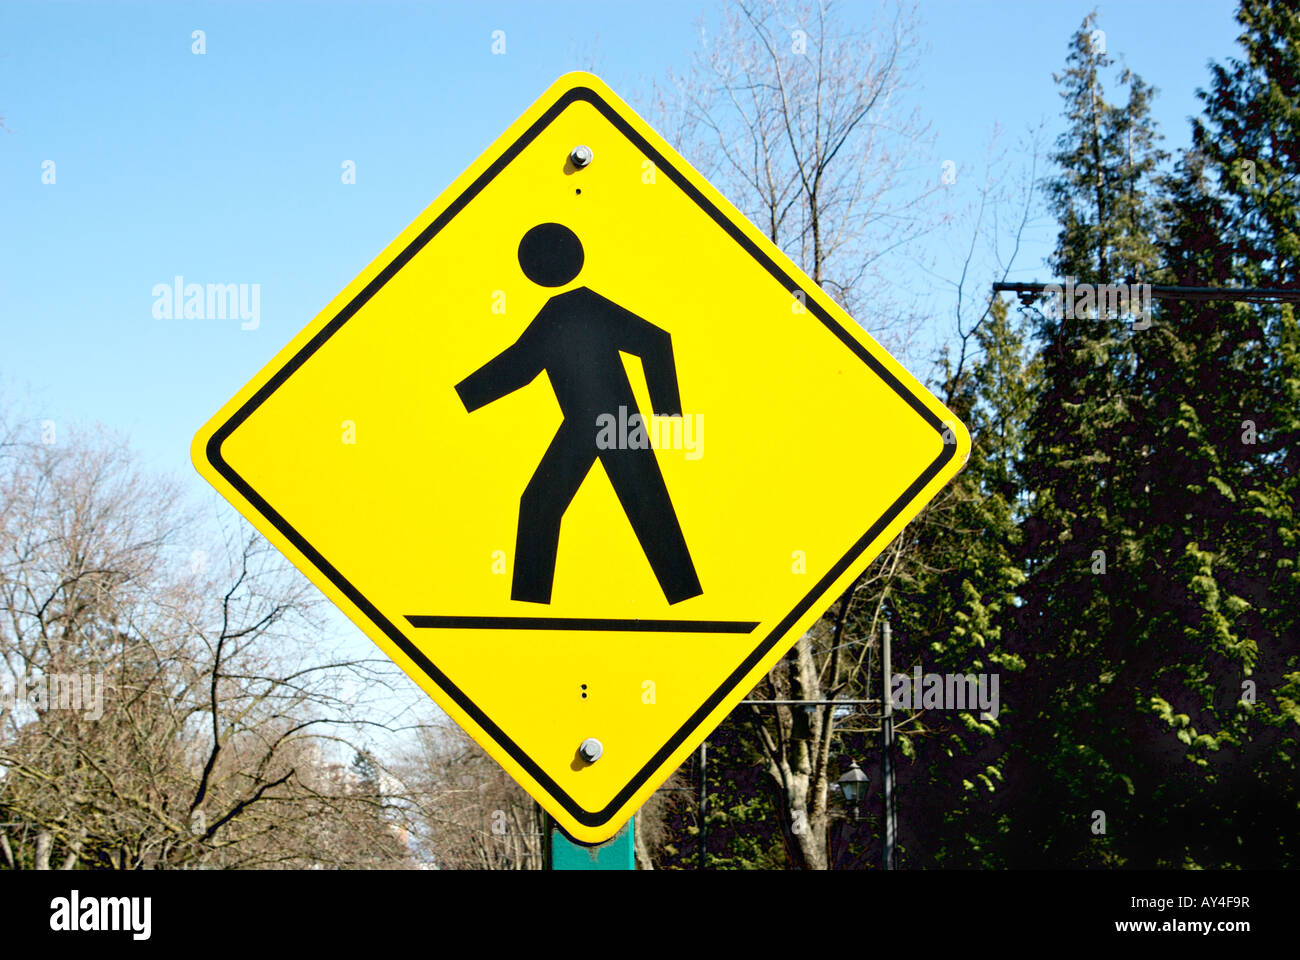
[192,72,970,844]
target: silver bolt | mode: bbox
[579,737,603,763]
[569,144,594,168]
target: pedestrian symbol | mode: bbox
[456,222,702,606]
[191,72,971,844]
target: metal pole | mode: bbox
[882,621,896,870]
[542,805,553,870]
[697,741,707,871]
[739,698,881,706]
[992,280,1300,305]
[548,816,635,870]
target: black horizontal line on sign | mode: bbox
[404,615,759,634]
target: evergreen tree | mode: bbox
[1008,11,1167,867]
[888,296,1037,867]
[1119,0,1300,867]
[655,716,788,870]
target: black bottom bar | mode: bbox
[404,615,758,634]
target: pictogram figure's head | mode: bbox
[518,223,584,287]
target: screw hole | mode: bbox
[575,188,582,195]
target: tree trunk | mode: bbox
[633,815,654,870]
[762,633,832,870]
[34,830,52,870]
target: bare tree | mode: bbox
[396,725,546,870]
[923,122,1045,404]
[0,414,417,869]
[647,0,1040,869]
[645,0,933,870]
[654,0,940,350]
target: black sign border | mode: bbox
[205,84,958,836]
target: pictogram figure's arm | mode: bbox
[614,304,684,417]
[455,325,546,412]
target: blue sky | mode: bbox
[2,0,1241,480]
[0,0,1245,749]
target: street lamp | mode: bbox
[837,761,870,820]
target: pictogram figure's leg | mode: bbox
[512,423,597,604]
[598,445,702,604]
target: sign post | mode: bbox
[192,72,970,853]
[549,817,635,871]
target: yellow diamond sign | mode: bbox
[192,72,970,844]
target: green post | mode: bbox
[548,817,635,870]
